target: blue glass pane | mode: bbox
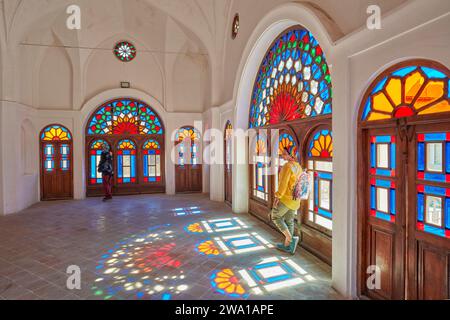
[424,133,446,141]
[390,189,396,215]
[372,77,387,94]
[391,143,396,170]
[446,198,450,229]
[370,143,376,168]
[421,67,446,79]
[417,142,425,171]
[392,66,416,77]
[370,186,376,209]
[446,142,450,173]
[375,179,391,188]
[417,193,424,222]
[423,225,445,237]
[424,185,446,196]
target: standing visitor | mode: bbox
[98,144,114,201]
[270,147,304,255]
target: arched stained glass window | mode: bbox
[361,64,450,121]
[307,129,333,231]
[89,140,110,185]
[143,139,161,182]
[87,99,163,135]
[117,139,136,184]
[249,27,332,128]
[308,129,333,158]
[251,133,269,201]
[41,125,72,141]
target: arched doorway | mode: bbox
[357,59,450,300]
[224,121,233,204]
[40,124,73,200]
[175,126,202,193]
[247,26,333,263]
[85,98,165,196]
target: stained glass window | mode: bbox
[43,144,55,172]
[60,145,70,171]
[87,99,163,135]
[369,135,397,223]
[143,139,161,182]
[251,133,269,201]
[307,130,333,230]
[361,64,450,121]
[89,140,109,185]
[117,139,136,184]
[41,125,72,141]
[249,27,332,128]
[114,41,137,62]
[416,132,450,238]
[177,127,201,166]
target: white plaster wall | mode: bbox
[207,0,450,299]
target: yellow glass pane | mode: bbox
[373,92,393,113]
[368,112,391,121]
[414,80,444,110]
[319,135,325,149]
[386,78,402,106]
[404,71,425,104]
[418,100,450,115]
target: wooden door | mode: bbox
[407,123,450,299]
[224,123,233,204]
[175,132,202,193]
[360,127,406,299]
[40,140,73,200]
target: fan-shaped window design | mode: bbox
[249,27,332,128]
[41,125,72,141]
[361,64,450,121]
[89,140,110,185]
[143,139,161,182]
[87,98,163,135]
[176,127,201,166]
[308,129,333,158]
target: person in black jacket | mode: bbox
[98,144,114,201]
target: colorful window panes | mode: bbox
[249,27,332,128]
[117,140,136,184]
[143,139,161,182]
[60,144,70,171]
[369,135,396,223]
[361,64,450,121]
[89,140,109,185]
[417,184,450,238]
[370,135,396,177]
[252,134,269,201]
[308,130,332,158]
[177,127,201,166]
[417,132,450,183]
[87,99,163,135]
[43,144,55,172]
[114,41,137,62]
[41,125,72,141]
[307,130,333,231]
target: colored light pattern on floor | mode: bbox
[173,207,202,217]
[210,269,248,298]
[197,233,274,257]
[92,224,189,300]
[210,257,315,298]
[185,217,249,234]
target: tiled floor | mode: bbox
[0,194,341,300]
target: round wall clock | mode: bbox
[114,41,137,62]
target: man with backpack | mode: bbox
[98,144,114,201]
[270,147,307,255]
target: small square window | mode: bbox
[426,143,443,173]
[376,144,389,169]
[425,195,442,227]
[376,187,389,213]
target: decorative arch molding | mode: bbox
[233,2,334,131]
